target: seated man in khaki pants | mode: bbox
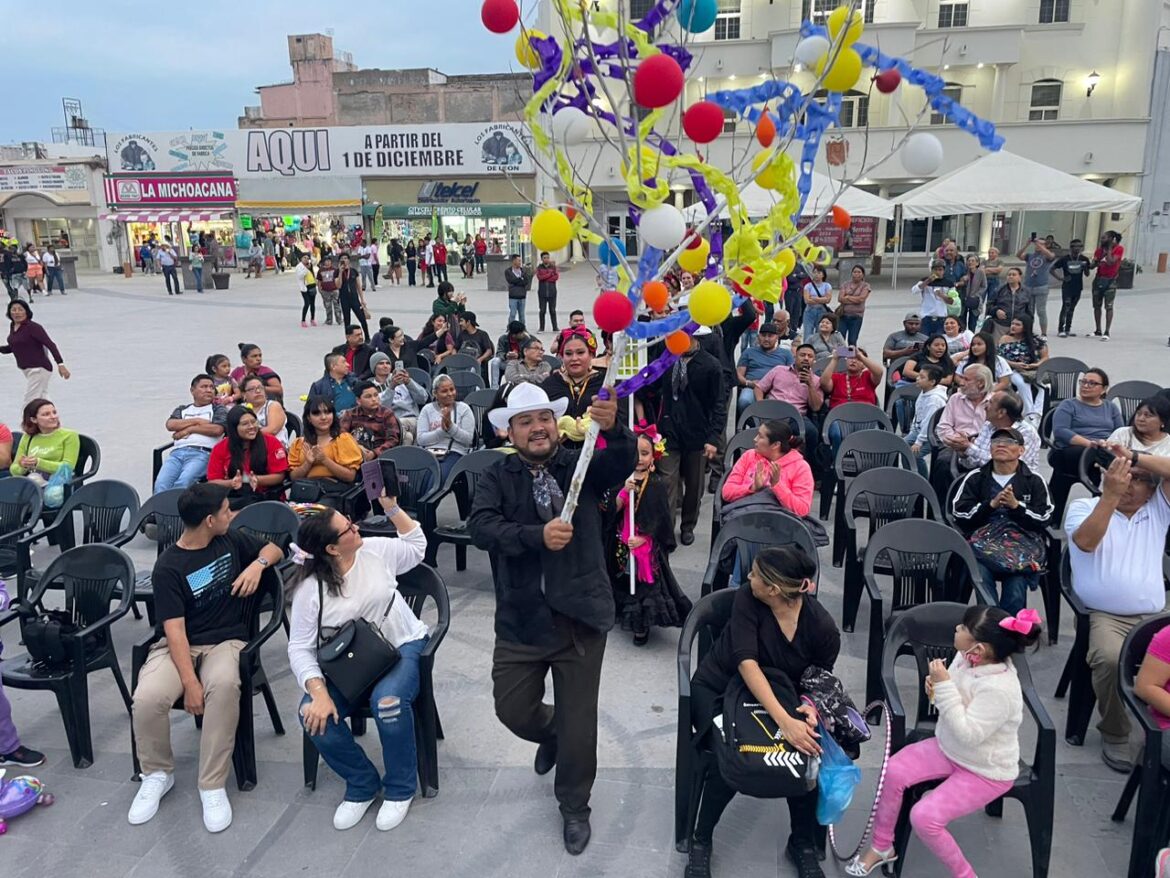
[1067,447,1170,772]
[129,484,283,832]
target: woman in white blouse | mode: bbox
[287,496,428,833]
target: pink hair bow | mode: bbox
[999,608,1041,634]
[632,420,661,442]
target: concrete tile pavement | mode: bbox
[2,264,1168,875]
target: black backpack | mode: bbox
[715,667,819,798]
[17,607,99,669]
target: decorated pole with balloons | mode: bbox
[479,0,1002,523]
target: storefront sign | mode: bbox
[798,215,878,256]
[106,124,534,179]
[0,165,89,192]
[104,174,238,207]
[370,203,532,218]
[418,181,480,203]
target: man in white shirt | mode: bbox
[154,374,227,494]
[912,259,953,336]
[158,239,181,296]
[1066,447,1170,771]
[358,243,376,292]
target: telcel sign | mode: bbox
[417,181,480,203]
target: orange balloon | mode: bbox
[642,280,669,311]
[565,206,577,221]
[666,330,692,356]
[832,205,852,229]
[756,110,776,148]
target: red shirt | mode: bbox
[1094,245,1124,279]
[828,370,878,408]
[207,433,289,480]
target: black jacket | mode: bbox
[950,460,1053,535]
[658,349,725,452]
[505,266,533,299]
[468,427,636,644]
[331,342,375,379]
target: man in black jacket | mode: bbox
[699,297,757,490]
[331,324,375,379]
[468,381,633,856]
[657,328,725,545]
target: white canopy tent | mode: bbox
[682,172,895,221]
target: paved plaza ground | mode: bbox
[1,262,1168,876]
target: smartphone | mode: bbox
[835,346,851,357]
[394,360,404,372]
[912,341,923,350]
[1030,231,1037,241]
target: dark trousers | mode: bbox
[707,388,736,484]
[407,259,417,285]
[1048,445,1086,524]
[162,264,181,294]
[492,614,607,819]
[658,445,707,534]
[432,261,447,283]
[340,296,370,339]
[690,681,818,848]
[1058,285,1082,334]
[300,288,317,321]
[538,287,559,331]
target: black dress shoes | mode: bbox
[534,738,558,776]
[563,817,591,855]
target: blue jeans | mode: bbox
[977,564,1038,616]
[301,636,426,802]
[801,305,827,341]
[921,316,945,336]
[839,314,863,346]
[45,266,66,294]
[739,330,758,356]
[736,387,757,420]
[911,443,930,478]
[192,266,203,292]
[508,297,526,326]
[153,445,210,493]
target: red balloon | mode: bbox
[481,0,519,33]
[593,291,635,333]
[874,68,902,94]
[633,54,685,109]
[756,111,776,148]
[832,205,852,229]
[683,101,725,144]
[684,231,705,250]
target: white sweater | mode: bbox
[931,653,1024,782]
[287,528,428,691]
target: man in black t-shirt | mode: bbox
[456,311,495,382]
[128,484,283,834]
[1049,238,1093,338]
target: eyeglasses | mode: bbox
[337,521,359,539]
[1078,379,1104,387]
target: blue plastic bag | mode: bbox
[42,463,73,510]
[816,720,862,825]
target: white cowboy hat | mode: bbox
[488,382,570,431]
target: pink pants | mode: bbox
[871,738,1014,878]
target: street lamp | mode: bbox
[1086,70,1101,97]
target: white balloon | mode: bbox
[901,133,945,176]
[551,106,592,145]
[794,35,830,66]
[639,204,687,250]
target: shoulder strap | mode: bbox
[316,576,325,648]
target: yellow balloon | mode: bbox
[827,6,864,44]
[774,248,796,277]
[752,152,778,190]
[515,30,547,70]
[678,238,710,273]
[688,280,732,326]
[531,209,573,251]
[816,47,862,92]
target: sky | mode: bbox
[0,0,534,143]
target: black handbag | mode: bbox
[315,579,400,704]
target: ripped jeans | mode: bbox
[301,636,426,802]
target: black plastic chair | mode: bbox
[830,430,913,569]
[407,367,432,396]
[0,544,136,768]
[303,563,451,798]
[736,399,806,436]
[1076,443,1104,497]
[818,402,892,519]
[673,589,736,852]
[447,370,485,402]
[885,384,920,434]
[284,410,303,441]
[420,449,504,570]
[1033,357,1088,414]
[1037,406,1057,450]
[1052,549,1096,745]
[1108,380,1163,424]
[881,602,1055,878]
[130,566,286,791]
[861,519,993,705]
[229,500,302,603]
[723,428,757,469]
[702,510,818,596]
[415,347,436,373]
[71,434,101,489]
[22,479,141,564]
[542,354,562,371]
[0,478,42,593]
[378,447,442,518]
[883,355,913,408]
[464,388,498,448]
[839,468,940,633]
[433,353,480,376]
[1111,614,1170,878]
[107,489,186,624]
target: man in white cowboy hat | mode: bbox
[468,381,634,856]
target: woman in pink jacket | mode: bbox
[722,419,814,516]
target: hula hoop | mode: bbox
[827,700,893,863]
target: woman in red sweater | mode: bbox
[1,299,70,405]
[721,419,814,516]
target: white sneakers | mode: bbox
[332,797,413,831]
[128,771,174,825]
[333,799,375,830]
[375,797,412,831]
[128,773,232,833]
[199,788,233,833]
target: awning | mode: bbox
[99,210,234,223]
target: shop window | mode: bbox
[1039,0,1070,24]
[722,107,738,134]
[804,0,873,24]
[629,0,655,18]
[810,90,867,128]
[714,0,741,40]
[937,1,968,28]
[1029,79,1062,121]
[930,83,963,125]
[607,214,639,258]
